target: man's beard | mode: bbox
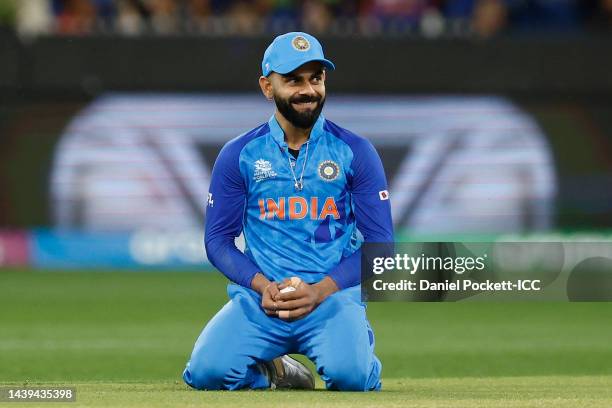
[273,93,326,129]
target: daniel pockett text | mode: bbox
[360,242,612,302]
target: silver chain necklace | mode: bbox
[286,141,309,191]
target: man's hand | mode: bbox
[251,272,282,316]
[275,276,339,321]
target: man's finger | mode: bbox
[278,306,311,321]
[261,298,275,310]
[266,282,280,295]
[262,294,278,308]
[261,284,280,311]
[275,298,310,310]
[264,308,277,316]
[266,282,282,301]
[278,288,306,301]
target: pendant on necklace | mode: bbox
[295,181,303,191]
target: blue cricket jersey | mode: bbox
[204,113,393,290]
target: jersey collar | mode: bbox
[268,113,326,147]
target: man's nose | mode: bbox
[298,81,316,96]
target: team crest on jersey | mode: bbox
[292,36,310,52]
[318,160,340,181]
[253,159,277,182]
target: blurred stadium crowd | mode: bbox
[2,0,612,38]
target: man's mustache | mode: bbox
[290,95,321,104]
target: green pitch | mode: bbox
[1,270,612,407]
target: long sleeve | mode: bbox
[328,138,394,289]
[204,140,261,288]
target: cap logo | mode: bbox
[292,36,310,52]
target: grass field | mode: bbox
[1,269,612,407]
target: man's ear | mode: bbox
[259,76,273,101]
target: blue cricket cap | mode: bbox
[261,32,335,77]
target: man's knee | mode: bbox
[183,358,227,390]
[323,359,377,391]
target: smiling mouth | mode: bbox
[291,101,318,109]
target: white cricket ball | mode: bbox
[279,276,302,294]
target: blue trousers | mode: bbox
[183,284,382,391]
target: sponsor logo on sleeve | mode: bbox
[379,190,389,200]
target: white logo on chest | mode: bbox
[254,159,277,182]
